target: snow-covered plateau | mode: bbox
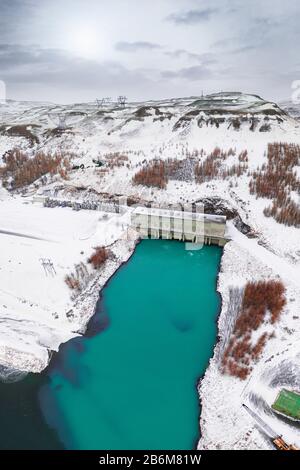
[0,92,299,449]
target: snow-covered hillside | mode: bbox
[0,92,299,450]
[0,93,292,153]
[280,100,300,119]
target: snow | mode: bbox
[198,240,300,450]
[0,197,137,372]
[227,222,300,287]
[0,135,25,163]
[242,344,300,448]
[0,92,299,448]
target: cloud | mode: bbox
[231,45,257,54]
[0,1,298,102]
[165,49,217,64]
[0,43,214,91]
[115,41,162,52]
[161,65,213,81]
[0,43,154,92]
[0,1,35,38]
[0,44,74,71]
[165,8,218,25]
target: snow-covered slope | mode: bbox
[0,92,299,449]
[0,196,137,372]
[0,92,293,157]
[280,100,300,119]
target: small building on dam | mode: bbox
[131,206,227,246]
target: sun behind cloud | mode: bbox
[64,23,104,60]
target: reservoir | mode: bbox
[0,239,222,449]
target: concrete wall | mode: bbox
[131,212,227,247]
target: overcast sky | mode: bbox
[0,0,299,103]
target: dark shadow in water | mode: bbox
[38,380,78,450]
[0,241,223,450]
[170,318,194,332]
[47,338,91,389]
[84,299,110,338]
[0,373,64,450]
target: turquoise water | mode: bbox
[39,239,222,450]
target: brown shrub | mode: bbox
[132,148,249,188]
[249,143,300,227]
[105,152,129,168]
[88,247,109,269]
[65,275,80,290]
[132,159,167,189]
[222,163,247,178]
[195,154,221,183]
[264,198,300,227]
[64,262,90,294]
[195,147,248,183]
[238,150,248,162]
[252,333,268,359]
[1,148,70,189]
[222,280,286,380]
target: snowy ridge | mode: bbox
[0,92,293,160]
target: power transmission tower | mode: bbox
[96,97,112,108]
[96,98,105,107]
[40,258,56,276]
[57,114,67,129]
[47,113,68,130]
[47,259,56,275]
[117,95,127,107]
